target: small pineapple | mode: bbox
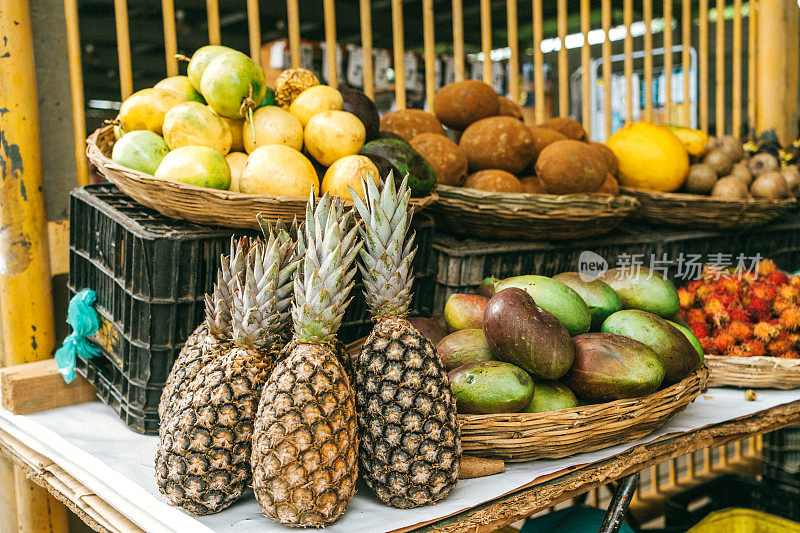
[155,220,299,515]
[351,173,461,508]
[251,192,361,527]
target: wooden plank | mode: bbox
[48,220,69,278]
[0,360,97,415]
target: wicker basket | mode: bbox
[706,355,800,390]
[86,125,438,229]
[621,187,797,230]
[432,184,640,240]
[458,365,709,462]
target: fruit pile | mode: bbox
[676,259,800,358]
[421,269,703,415]
[380,81,619,195]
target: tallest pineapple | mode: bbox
[352,173,461,508]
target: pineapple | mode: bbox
[351,173,461,508]
[251,192,361,527]
[155,220,299,515]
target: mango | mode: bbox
[449,361,534,414]
[483,287,575,380]
[408,317,447,346]
[477,277,497,298]
[601,310,702,384]
[564,332,666,401]
[523,381,578,413]
[667,320,705,361]
[493,275,591,336]
[599,267,680,318]
[444,293,489,332]
[552,272,623,330]
[437,329,495,372]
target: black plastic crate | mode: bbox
[762,424,800,491]
[663,473,800,529]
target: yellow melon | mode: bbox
[606,122,690,192]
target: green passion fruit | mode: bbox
[154,146,231,190]
[162,101,232,154]
[186,45,233,92]
[200,50,267,119]
[118,88,187,135]
[111,130,169,174]
[154,75,206,103]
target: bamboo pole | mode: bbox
[682,0,692,127]
[113,0,133,99]
[360,0,374,98]
[452,0,465,82]
[423,0,436,107]
[663,0,673,125]
[14,470,68,533]
[0,455,17,533]
[602,0,611,138]
[506,0,519,102]
[624,0,633,123]
[699,0,709,132]
[532,0,545,123]
[480,0,492,84]
[557,0,568,117]
[732,0,742,136]
[716,0,725,135]
[323,0,338,87]
[287,0,301,68]
[391,0,406,109]
[643,0,653,122]
[580,0,591,135]
[747,0,757,134]
[162,0,178,76]
[247,0,261,63]
[206,0,221,45]
[63,0,89,186]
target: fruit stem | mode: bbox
[241,83,257,144]
[175,54,191,62]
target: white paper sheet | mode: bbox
[1,388,799,533]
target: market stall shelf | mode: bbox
[706,355,800,390]
[87,125,438,230]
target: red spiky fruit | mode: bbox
[749,298,771,321]
[758,259,778,278]
[752,284,777,302]
[700,337,716,354]
[767,271,789,286]
[678,288,695,309]
[779,285,800,301]
[704,298,730,326]
[744,339,766,357]
[781,350,800,359]
[767,334,792,356]
[780,308,800,331]
[727,321,753,341]
[695,285,713,303]
[728,307,749,322]
[773,298,794,316]
[719,277,742,295]
[754,321,780,341]
[689,322,711,339]
[713,332,736,352]
[686,308,707,325]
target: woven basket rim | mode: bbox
[705,354,800,368]
[437,183,641,209]
[621,186,798,208]
[706,354,800,389]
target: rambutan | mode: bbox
[719,277,743,295]
[703,298,730,326]
[744,339,767,357]
[695,285,713,303]
[727,321,753,341]
[754,321,780,341]
[686,280,703,291]
[779,285,800,301]
[748,298,772,321]
[689,322,711,339]
[773,297,794,316]
[768,333,792,356]
[727,345,748,357]
[790,276,800,288]
[751,284,777,302]
[678,288,695,309]
[686,308,707,324]
[758,259,778,278]
[767,271,789,286]
[714,332,736,352]
[782,350,800,359]
[700,337,716,354]
[728,307,749,322]
[780,308,800,331]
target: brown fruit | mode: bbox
[410,133,468,186]
[781,166,800,195]
[749,152,780,176]
[730,161,753,185]
[433,80,499,130]
[717,135,745,162]
[684,163,718,194]
[497,96,523,120]
[597,173,620,195]
[460,116,535,174]
[750,170,789,199]
[380,109,446,141]
[591,142,618,175]
[703,150,734,176]
[464,170,523,193]
[710,176,749,199]
[535,140,607,194]
[519,176,547,194]
[528,127,567,163]
[539,117,588,141]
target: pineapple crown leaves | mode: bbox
[292,191,362,344]
[349,171,416,319]
[204,236,252,340]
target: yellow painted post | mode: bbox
[747,0,757,134]
[580,0,591,135]
[643,0,653,122]
[360,0,374,98]
[162,0,179,76]
[624,0,633,123]
[63,0,89,186]
[206,0,221,45]
[287,0,301,68]
[716,0,726,135]
[682,0,692,127]
[452,0,465,82]
[557,0,568,117]
[532,0,545,123]
[506,0,519,102]
[391,0,406,109]
[756,0,800,144]
[663,0,672,125]
[0,2,68,530]
[114,0,133,99]
[699,0,709,132]
[732,0,742,136]
[423,0,436,107]
[323,0,338,87]
[602,0,611,138]
[480,0,492,84]
[247,0,261,63]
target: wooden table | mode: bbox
[1,397,799,533]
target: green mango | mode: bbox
[667,320,705,361]
[552,272,623,330]
[449,361,534,414]
[599,267,680,318]
[444,293,488,332]
[437,329,495,372]
[601,309,703,384]
[523,381,579,412]
[492,275,591,336]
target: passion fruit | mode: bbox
[684,163,718,194]
[154,75,205,103]
[186,45,233,92]
[118,88,187,135]
[225,152,248,192]
[289,85,343,127]
[239,145,319,196]
[710,176,748,199]
[321,155,380,201]
[749,152,780,176]
[304,110,366,166]
[200,50,267,119]
[111,130,169,174]
[220,116,245,152]
[154,146,231,190]
[243,106,304,153]
[162,102,232,154]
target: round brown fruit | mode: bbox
[433,80,499,130]
[717,135,746,162]
[730,161,753,185]
[684,163,718,194]
[749,152,780,176]
[497,97,523,120]
[597,174,620,195]
[703,150,734,176]
[410,133,468,186]
[528,127,567,159]
[459,116,534,174]
[380,109,445,141]
[591,142,618,175]
[539,117,588,141]
[781,166,800,195]
[710,176,748,199]
[535,140,607,194]
[519,176,547,194]
[750,170,788,199]
[464,170,523,193]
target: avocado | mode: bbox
[599,267,680,318]
[360,138,437,196]
[552,272,623,330]
[340,87,380,141]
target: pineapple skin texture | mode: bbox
[155,345,275,515]
[356,318,461,508]
[251,342,359,526]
